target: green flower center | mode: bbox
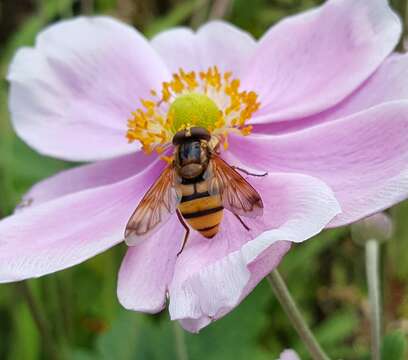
[126,67,260,154]
[169,93,220,132]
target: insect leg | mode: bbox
[234,213,250,231]
[232,166,268,177]
[176,209,190,256]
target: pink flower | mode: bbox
[1,0,408,332]
[278,349,301,360]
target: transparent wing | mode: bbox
[209,155,263,218]
[125,165,181,245]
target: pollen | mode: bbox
[126,66,260,154]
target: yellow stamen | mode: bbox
[223,134,229,150]
[126,67,260,154]
[160,155,174,164]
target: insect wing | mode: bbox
[209,155,263,218]
[125,165,181,245]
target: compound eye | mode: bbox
[172,127,211,145]
[190,127,211,141]
[172,131,185,145]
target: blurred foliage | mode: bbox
[0,0,408,359]
[381,331,407,360]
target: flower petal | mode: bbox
[150,28,197,73]
[151,20,256,75]
[243,0,401,123]
[255,53,408,134]
[229,102,408,227]
[20,152,156,208]
[169,172,340,332]
[279,349,301,360]
[178,241,292,333]
[7,16,169,161]
[117,217,184,313]
[310,53,408,124]
[0,160,164,282]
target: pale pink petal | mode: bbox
[150,28,198,73]
[309,53,408,124]
[255,53,408,134]
[7,16,169,161]
[0,161,164,282]
[151,20,256,75]
[117,217,184,313]
[243,0,401,123]
[169,173,340,332]
[178,241,292,333]
[19,152,157,208]
[279,349,301,360]
[229,102,408,227]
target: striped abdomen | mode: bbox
[177,180,223,238]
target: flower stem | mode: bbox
[365,239,381,360]
[190,0,210,29]
[404,0,408,51]
[81,0,94,14]
[398,0,408,51]
[267,270,330,360]
[16,282,59,360]
[173,321,189,360]
[209,0,232,19]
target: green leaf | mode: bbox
[281,227,348,276]
[8,302,40,360]
[145,0,199,37]
[389,202,408,279]
[185,282,273,360]
[0,0,74,76]
[95,311,140,360]
[381,331,407,360]
[315,310,358,346]
[70,349,97,360]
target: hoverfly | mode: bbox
[125,127,264,255]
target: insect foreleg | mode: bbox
[176,209,190,256]
[234,213,250,231]
[232,166,268,177]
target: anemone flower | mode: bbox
[1,0,408,333]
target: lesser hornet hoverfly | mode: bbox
[125,127,264,255]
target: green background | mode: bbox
[0,1,407,359]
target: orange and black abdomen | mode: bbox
[178,180,223,238]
